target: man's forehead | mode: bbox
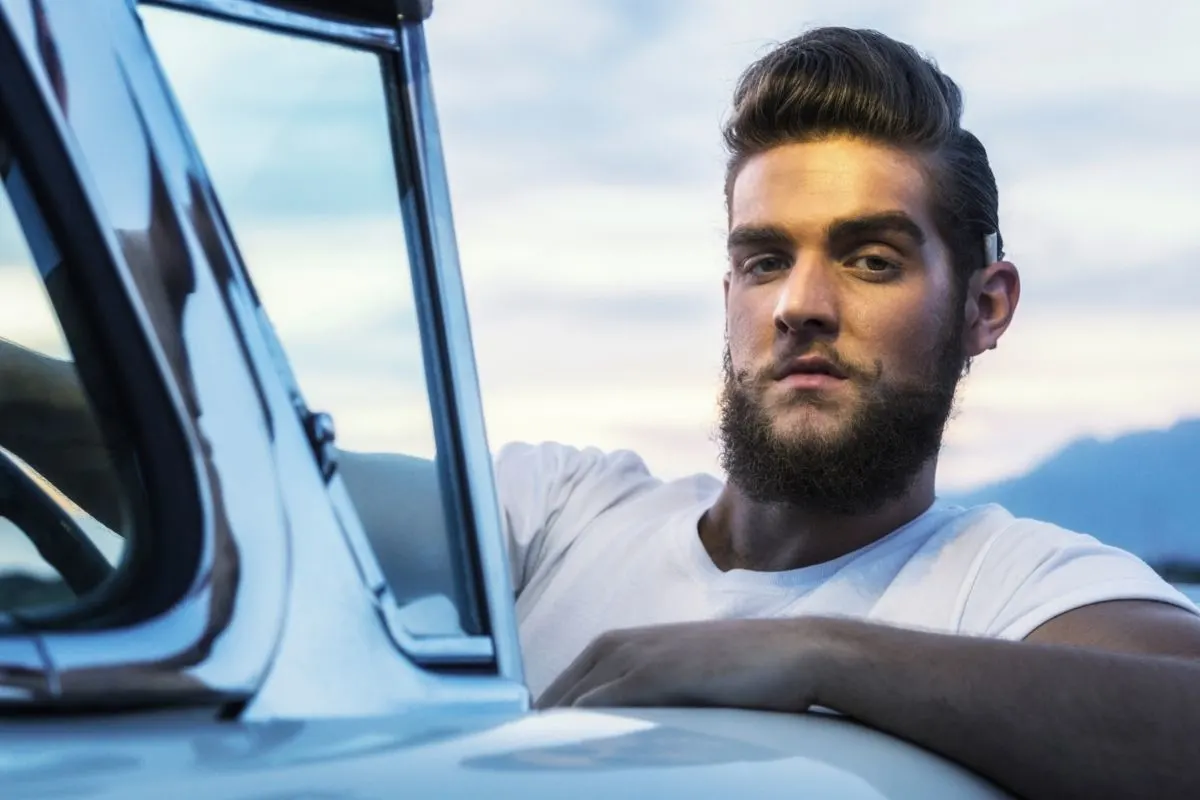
[728,138,937,236]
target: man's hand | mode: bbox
[535,617,837,710]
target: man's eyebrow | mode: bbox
[726,225,794,252]
[828,212,927,247]
[726,214,929,254]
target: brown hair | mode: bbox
[723,27,1003,284]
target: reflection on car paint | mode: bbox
[4,0,288,703]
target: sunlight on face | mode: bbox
[724,136,961,442]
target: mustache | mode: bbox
[729,345,877,385]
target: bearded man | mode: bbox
[499,27,1200,800]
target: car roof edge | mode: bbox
[260,0,433,25]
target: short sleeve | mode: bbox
[493,441,657,596]
[959,519,1200,641]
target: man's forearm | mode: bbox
[813,618,1200,800]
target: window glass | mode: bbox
[0,140,128,613]
[139,7,479,638]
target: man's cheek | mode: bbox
[731,324,772,372]
[725,342,755,381]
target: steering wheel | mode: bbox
[0,449,114,597]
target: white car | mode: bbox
[0,1,1008,797]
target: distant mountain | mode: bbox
[944,418,1200,569]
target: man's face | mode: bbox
[719,136,967,513]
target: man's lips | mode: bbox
[777,372,845,390]
[769,355,851,392]
[772,355,849,382]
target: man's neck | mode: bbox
[698,464,938,573]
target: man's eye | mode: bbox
[849,255,900,274]
[743,254,790,275]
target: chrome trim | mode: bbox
[138,0,398,50]
[379,593,496,664]
[326,478,388,596]
[0,0,290,705]
[324,476,499,664]
[388,23,526,687]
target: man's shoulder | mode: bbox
[912,501,1133,594]
[493,441,654,502]
[494,441,722,593]
[940,503,1197,638]
[932,501,1103,552]
[494,440,646,474]
[494,440,721,496]
[493,439,722,532]
[943,502,1146,560]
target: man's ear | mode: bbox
[962,260,1020,357]
[723,272,731,313]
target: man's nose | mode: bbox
[773,258,838,338]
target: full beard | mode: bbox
[717,317,967,515]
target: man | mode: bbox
[495,26,1200,800]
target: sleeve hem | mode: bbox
[994,579,1200,641]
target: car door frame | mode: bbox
[0,0,523,711]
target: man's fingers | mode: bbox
[572,678,631,708]
[573,670,680,708]
[537,627,674,708]
[536,644,601,708]
[536,646,615,708]
[572,673,666,708]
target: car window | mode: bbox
[138,7,479,639]
[0,137,128,614]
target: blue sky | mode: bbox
[2,0,1198,493]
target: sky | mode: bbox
[420,0,1200,492]
[2,0,1199,494]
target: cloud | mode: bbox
[908,1,1200,108]
[1032,259,1200,312]
[454,184,728,291]
[1001,149,1200,276]
[113,0,1200,493]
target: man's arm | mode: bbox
[538,601,1200,800]
[814,602,1200,800]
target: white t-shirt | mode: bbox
[495,441,1200,699]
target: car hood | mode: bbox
[0,706,1009,799]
